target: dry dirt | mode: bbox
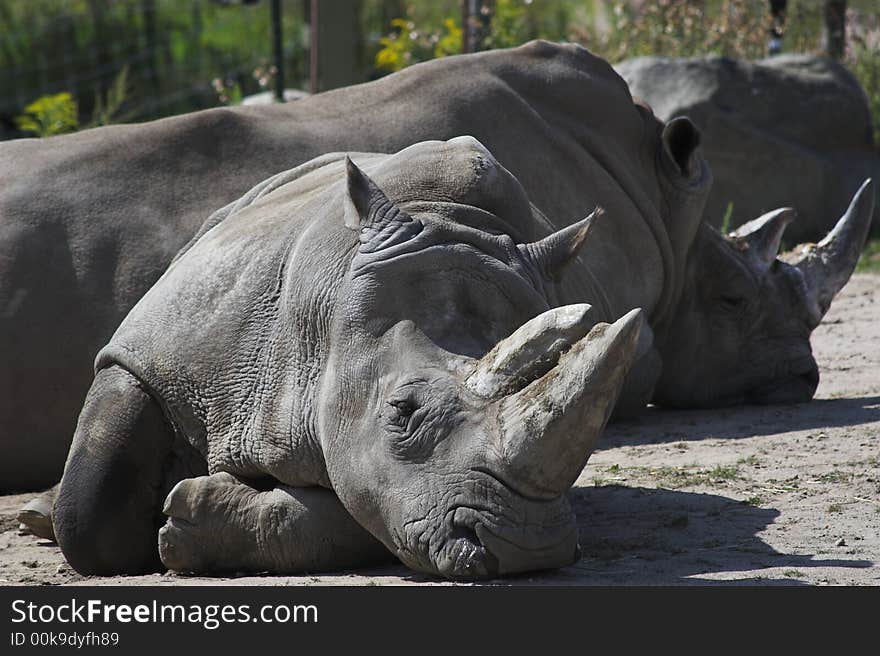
[1,274,878,587]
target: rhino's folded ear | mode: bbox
[343,156,423,253]
[661,116,702,180]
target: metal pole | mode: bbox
[309,0,319,94]
[461,0,470,53]
[824,0,847,60]
[270,0,284,102]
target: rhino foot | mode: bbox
[17,484,58,541]
[159,472,267,573]
[159,473,390,575]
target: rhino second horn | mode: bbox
[518,207,603,280]
[784,178,875,322]
[466,303,596,398]
[495,308,644,499]
[731,207,796,273]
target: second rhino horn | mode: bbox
[731,207,796,273]
[466,304,596,399]
[518,207,603,281]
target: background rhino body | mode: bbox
[2,41,703,491]
[615,53,878,242]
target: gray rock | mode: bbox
[240,89,310,105]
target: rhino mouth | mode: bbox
[395,484,579,580]
[749,356,819,405]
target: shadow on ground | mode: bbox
[395,486,873,586]
[601,396,880,449]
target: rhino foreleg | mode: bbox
[54,364,201,575]
[159,473,391,575]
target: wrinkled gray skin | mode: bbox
[2,40,873,492]
[54,138,646,579]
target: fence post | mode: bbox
[824,0,847,60]
[308,0,358,93]
[270,0,285,101]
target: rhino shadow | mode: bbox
[599,396,880,449]
[491,486,868,586]
[386,486,872,586]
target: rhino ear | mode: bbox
[343,156,383,230]
[518,207,602,281]
[661,117,702,179]
[343,156,422,252]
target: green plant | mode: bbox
[570,0,773,63]
[845,9,880,146]
[211,77,243,106]
[90,66,134,128]
[709,464,740,480]
[14,92,78,137]
[375,16,462,73]
[720,202,735,234]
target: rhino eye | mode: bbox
[391,399,415,416]
[387,398,417,430]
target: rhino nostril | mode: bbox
[799,365,819,389]
[449,525,479,543]
[447,525,499,579]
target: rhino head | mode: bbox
[317,146,643,578]
[654,179,874,408]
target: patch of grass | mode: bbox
[737,455,761,467]
[783,569,805,578]
[856,239,880,274]
[709,465,741,480]
[743,496,763,507]
[606,464,621,474]
[827,503,844,514]
[642,464,740,489]
[649,466,705,489]
[817,471,852,484]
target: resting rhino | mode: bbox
[55,138,646,578]
[1,40,873,492]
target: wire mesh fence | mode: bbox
[0,0,311,138]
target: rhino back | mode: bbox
[95,158,361,487]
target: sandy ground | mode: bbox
[1,274,877,587]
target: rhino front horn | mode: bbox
[783,178,875,323]
[494,308,644,499]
